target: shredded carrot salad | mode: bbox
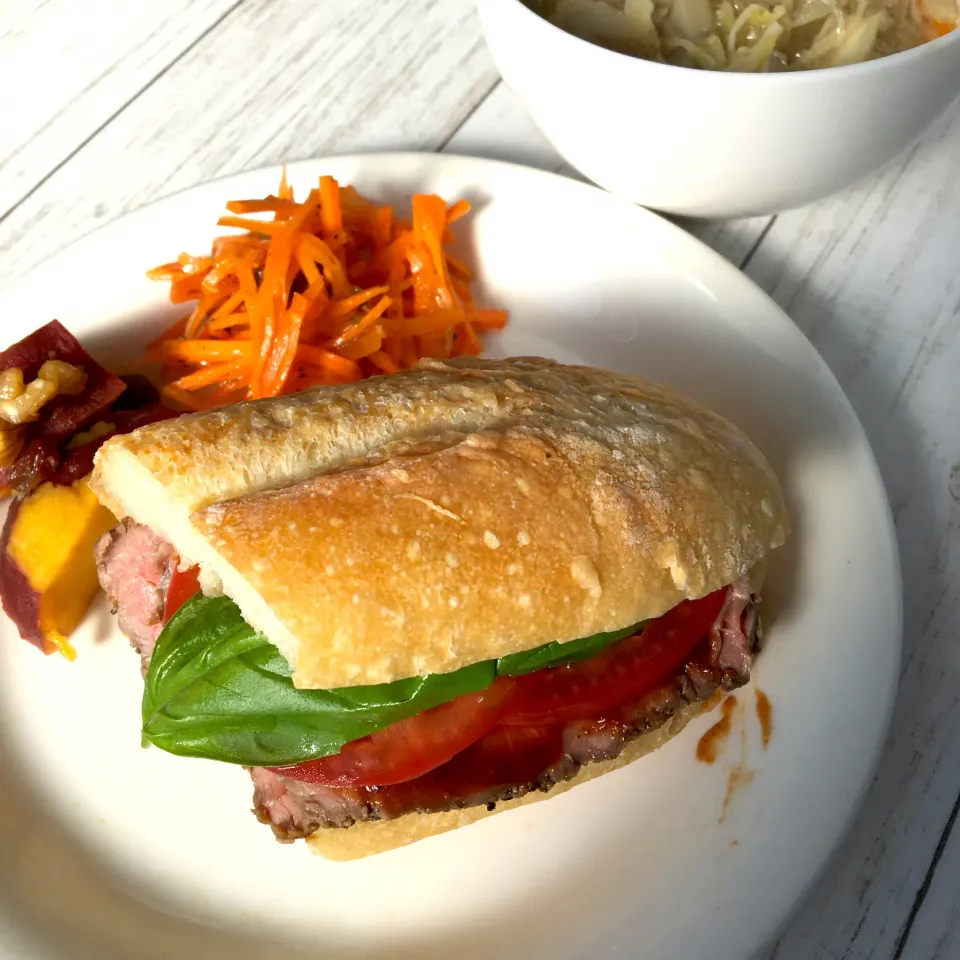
[146,172,507,407]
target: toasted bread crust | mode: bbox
[92,358,788,689]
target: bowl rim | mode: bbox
[481,0,960,83]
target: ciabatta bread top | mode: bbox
[91,357,788,689]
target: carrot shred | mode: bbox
[451,277,474,305]
[380,312,445,338]
[147,262,184,281]
[212,234,267,259]
[455,320,483,357]
[209,289,245,322]
[261,294,307,397]
[147,173,506,399]
[204,315,252,336]
[178,253,213,273]
[169,275,204,304]
[300,279,332,341]
[297,235,351,298]
[331,296,392,347]
[469,309,508,329]
[160,384,205,410]
[216,215,285,236]
[374,206,393,248]
[445,254,473,281]
[201,261,237,295]
[319,176,343,237]
[418,331,451,360]
[296,247,323,287]
[251,226,295,397]
[226,197,300,216]
[172,360,250,391]
[446,199,471,225]
[369,350,400,374]
[161,340,253,363]
[278,167,293,201]
[328,286,389,319]
[399,337,419,370]
[337,327,383,362]
[383,335,403,365]
[296,344,361,380]
[147,316,188,350]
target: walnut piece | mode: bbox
[0,362,87,467]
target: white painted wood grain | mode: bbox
[0,0,240,218]
[442,81,564,171]
[0,0,498,286]
[2,3,960,958]
[740,102,960,960]
[445,82,960,960]
[900,803,960,960]
[680,214,774,270]
[449,80,960,960]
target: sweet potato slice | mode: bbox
[0,481,116,659]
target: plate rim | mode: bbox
[0,151,903,960]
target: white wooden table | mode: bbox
[2,2,958,957]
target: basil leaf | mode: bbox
[142,595,645,767]
[142,594,495,766]
[497,621,645,676]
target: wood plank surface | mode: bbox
[0,0,241,217]
[745,102,960,960]
[0,0,498,286]
[2,4,960,957]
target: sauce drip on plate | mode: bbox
[696,695,738,764]
[755,689,773,749]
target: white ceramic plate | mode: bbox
[0,154,900,960]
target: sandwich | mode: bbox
[89,356,788,860]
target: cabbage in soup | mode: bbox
[526,0,958,71]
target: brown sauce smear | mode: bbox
[755,689,773,749]
[696,695,738,764]
[721,756,755,821]
[703,687,726,713]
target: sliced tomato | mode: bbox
[365,724,566,819]
[500,589,727,726]
[270,679,519,787]
[163,564,201,624]
[269,588,729,790]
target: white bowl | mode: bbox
[475,0,960,218]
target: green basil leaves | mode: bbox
[141,593,643,767]
[496,621,643,676]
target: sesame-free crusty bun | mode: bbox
[306,698,708,860]
[91,357,788,689]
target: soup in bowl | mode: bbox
[526,0,957,72]
[476,0,960,216]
